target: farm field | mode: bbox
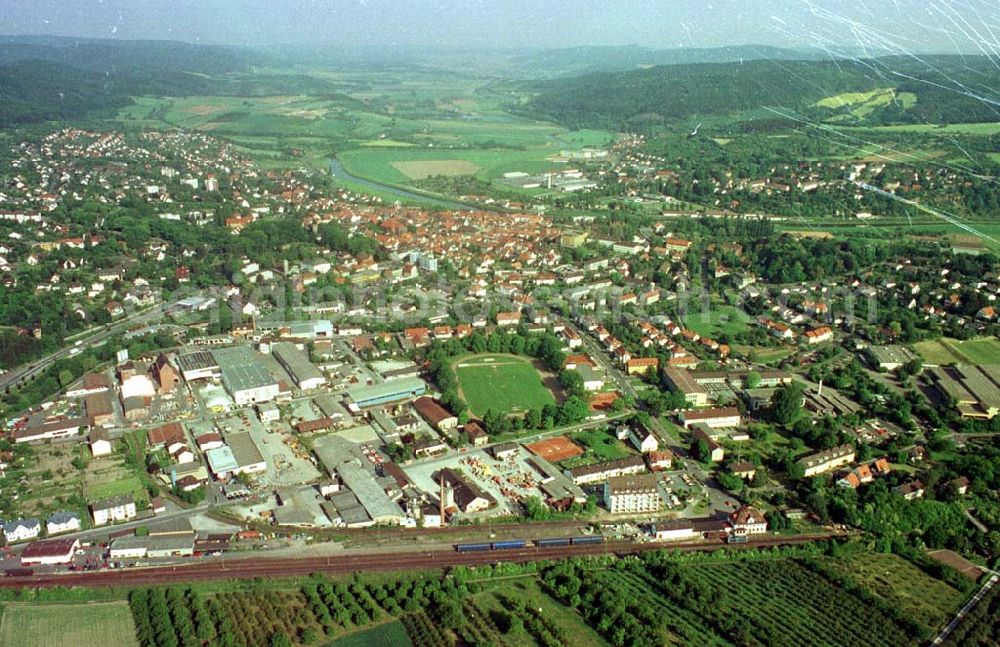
[453,354,556,416]
[816,88,917,120]
[776,220,1000,253]
[338,147,562,186]
[913,336,1000,366]
[1,602,138,647]
[25,545,967,647]
[541,550,967,646]
[391,159,481,180]
[682,303,750,338]
[854,122,1000,135]
[821,552,965,629]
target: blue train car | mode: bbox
[535,537,572,547]
[570,535,604,545]
[455,542,492,552]
[492,539,526,550]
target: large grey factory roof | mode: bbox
[227,432,265,468]
[213,346,278,393]
[111,533,194,553]
[272,342,323,383]
[176,351,219,373]
[336,460,404,523]
[345,377,426,404]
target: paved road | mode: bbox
[930,571,998,645]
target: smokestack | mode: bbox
[817,378,823,397]
[439,473,445,523]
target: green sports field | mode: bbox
[0,602,138,647]
[453,354,555,416]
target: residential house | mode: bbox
[628,425,660,453]
[90,495,137,526]
[729,505,768,534]
[626,357,659,375]
[798,445,856,477]
[804,326,834,344]
[45,511,81,536]
[3,518,41,544]
[89,428,113,457]
[690,425,724,462]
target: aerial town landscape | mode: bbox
[0,1,999,646]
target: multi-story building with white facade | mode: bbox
[604,474,662,514]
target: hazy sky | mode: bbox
[1,0,996,53]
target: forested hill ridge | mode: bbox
[508,43,829,77]
[523,54,1000,130]
[0,60,133,126]
[0,35,347,127]
[0,34,255,76]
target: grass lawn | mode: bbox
[86,474,146,502]
[453,354,555,417]
[561,428,633,468]
[0,602,138,647]
[730,344,795,365]
[331,620,412,647]
[914,336,1000,365]
[682,304,749,338]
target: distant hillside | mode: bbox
[0,60,132,126]
[0,35,346,127]
[511,44,828,77]
[0,34,255,76]
[523,55,1000,129]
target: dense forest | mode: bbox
[523,55,1000,130]
[0,60,133,126]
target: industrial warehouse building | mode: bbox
[205,432,266,479]
[271,342,325,391]
[20,538,81,565]
[109,533,195,559]
[175,351,221,381]
[214,346,280,406]
[345,377,426,410]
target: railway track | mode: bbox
[0,532,839,590]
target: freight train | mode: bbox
[454,536,604,552]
